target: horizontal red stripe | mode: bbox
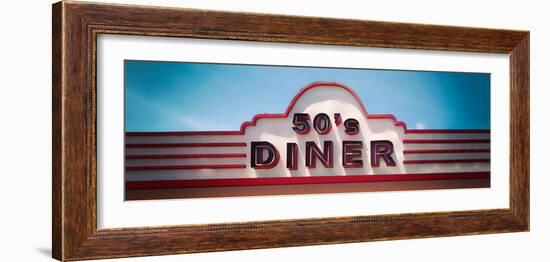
[126,142,246,148]
[126,154,246,159]
[125,172,490,190]
[405,129,490,134]
[403,139,490,144]
[403,149,490,154]
[126,131,243,136]
[403,159,490,164]
[126,164,247,171]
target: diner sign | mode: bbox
[125,82,490,199]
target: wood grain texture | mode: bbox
[52,3,63,260]
[509,35,530,226]
[52,1,530,261]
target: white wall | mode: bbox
[0,0,546,261]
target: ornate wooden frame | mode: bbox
[52,1,530,261]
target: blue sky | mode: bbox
[124,60,490,132]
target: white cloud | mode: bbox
[415,122,426,129]
[176,115,232,131]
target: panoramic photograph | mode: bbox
[123,60,491,200]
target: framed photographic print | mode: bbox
[52,1,529,261]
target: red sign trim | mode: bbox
[403,149,490,154]
[125,172,490,190]
[403,159,490,164]
[403,139,490,144]
[125,142,247,148]
[125,153,246,159]
[126,164,247,171]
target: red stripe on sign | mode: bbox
[126,131,243,136]
[125,172,490,190]
[125,142,246,148]
[403,159,490,164]
[405,129,490,134]
[126,154,246,159]
[403,139,490,144]
[403,149,490,154]
[126,164,247,171]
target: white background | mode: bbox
[0,0,546,261]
